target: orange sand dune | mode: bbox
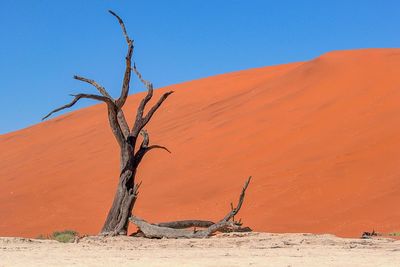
[1,49,400,238]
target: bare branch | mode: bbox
[108,10,134,108]
[43,93,126,147]
[73,75,112,99]
[146,145,171,154]
[129,64,173,154]
[108,10,130,44]
[132,63,154,123]
[142,91,174,126]
[133,130,171,167]
[103,10,135,145]
[116,42,133,108]
[221,176,251,222]
[138,130,171,153]
[72,75,131,138]
[42,93,114,120]
[132,63,153,89]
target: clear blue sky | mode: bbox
[1,0,399,134]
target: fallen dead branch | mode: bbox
[129,177,252,238]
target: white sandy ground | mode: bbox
[0,232,399,267]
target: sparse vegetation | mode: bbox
[51,230,78,243]
[388,232,400,237]
[36,230,78,243]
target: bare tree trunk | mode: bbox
[43,10,173,236]
[101,171,135,235]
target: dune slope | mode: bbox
[1,48,400,237]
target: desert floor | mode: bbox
[1,232,399,267]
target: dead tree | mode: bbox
[43,10,173,236]
[129,177,252,238]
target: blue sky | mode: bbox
[0,0,399,134]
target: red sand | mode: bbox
[1,49,400,238]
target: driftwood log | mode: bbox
[129,177,252,238]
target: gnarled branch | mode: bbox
[222,176,251,222]
[116,42,133,108]
[108,10,134,109]
[42,93,115,120]
[43,93,125,147]
[133,130,171,167]
[132,63,152,89]
[140,130,171,153]
[146,145,171,154]
[73,74,130,139]
[141,91,174,127]
[132,63,154,123]
[73,75,112,99]
[108,10,130,44]
[130,62,173,137]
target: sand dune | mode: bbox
[1,48,400,238]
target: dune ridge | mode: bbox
[1,48,400,237]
